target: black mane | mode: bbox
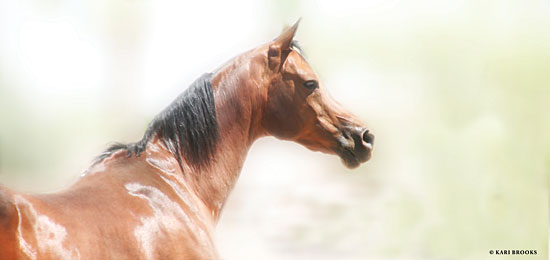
[95,73,219,168]
[290,40,305,57]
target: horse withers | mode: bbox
[0,20,373,259]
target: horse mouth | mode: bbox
[336,143,373,169]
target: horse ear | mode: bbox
[275,19,300,51]
[268,19,301,71]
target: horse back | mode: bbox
[0,186,18,259]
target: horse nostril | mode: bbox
[362,129,374,145]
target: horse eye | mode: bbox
[304,80,318,91]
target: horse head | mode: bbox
[259,21,374,168]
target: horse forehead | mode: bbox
[283,51,315,77]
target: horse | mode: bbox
[0,20,374,259]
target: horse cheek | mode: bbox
[263,100,301,139]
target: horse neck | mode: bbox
[182,56,266,221]
[80,55,265,223]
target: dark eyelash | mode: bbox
[304,80,318,90]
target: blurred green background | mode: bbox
[0,0,548,259]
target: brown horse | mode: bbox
[0,21,373,259]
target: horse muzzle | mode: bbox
[336,127,374,169]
